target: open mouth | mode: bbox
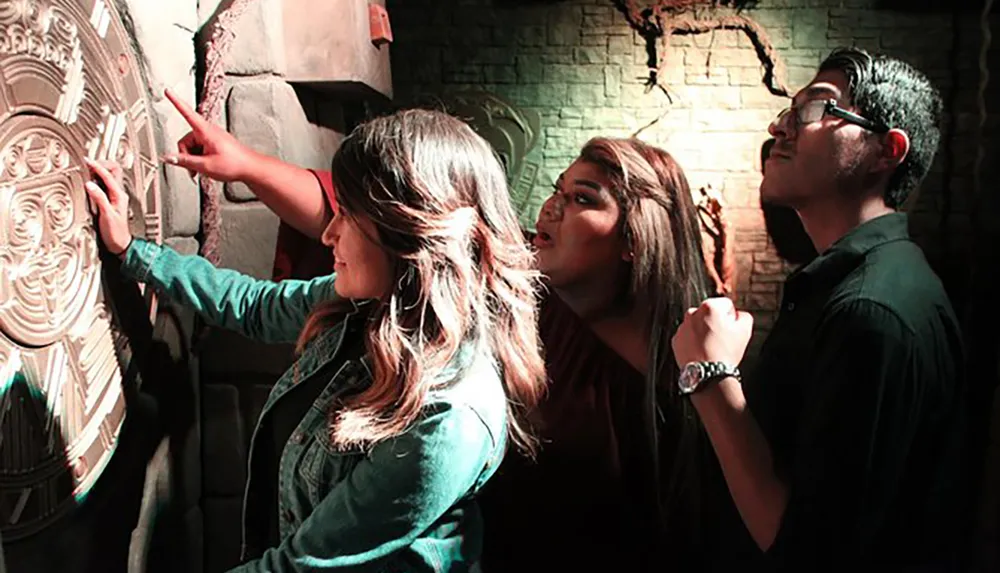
[533,231,553,248]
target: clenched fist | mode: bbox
[672,297,754,368]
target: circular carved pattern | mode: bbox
[0,117,98,347]
[0,0,161,541]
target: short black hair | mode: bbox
[819,47,943,209]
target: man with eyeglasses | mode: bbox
[672,47,967,571]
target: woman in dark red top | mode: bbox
[162,91,716,572]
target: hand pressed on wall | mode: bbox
[161,88,257,182]
[84,158,134,258]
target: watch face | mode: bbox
[679,362,704,393]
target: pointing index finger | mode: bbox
[164,88,205,131]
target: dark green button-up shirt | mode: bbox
[713,213,967,570]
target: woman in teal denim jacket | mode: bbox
[84,109,547,572]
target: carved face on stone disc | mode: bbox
[0,0,161,541]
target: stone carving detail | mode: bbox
[421,91,544,227]
[0,0,160,541]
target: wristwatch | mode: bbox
[678,361,741,395]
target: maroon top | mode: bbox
[477,291,662,572]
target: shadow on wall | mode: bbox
[1,254,196,573]
[759,138,817,266]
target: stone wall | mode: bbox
[388,0,998,362]
[387,0,1000,566]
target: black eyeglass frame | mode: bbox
[776,98,890,134]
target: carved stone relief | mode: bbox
[420,91,543,224]
[0,0,160,541]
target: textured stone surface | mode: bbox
[210,0,286,76]
[203,497,243,573]
[155,91,203,237]
[127,0,198,98]
[201,385,247,496]
[217,201,282,278]
[283,0,392,98]
[164,236,201,257]
[389,0,997,335]
[224,79,344,202]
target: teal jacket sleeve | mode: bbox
[228,401,495,572]
[121,238,340,344]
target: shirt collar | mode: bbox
[788,212,910,291]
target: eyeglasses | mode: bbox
[774,99,889,134]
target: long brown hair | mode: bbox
[298,109,546,455]
[578,137,713,543]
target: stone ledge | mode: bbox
[282,0,392,99]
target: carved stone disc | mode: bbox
[0,0,160,541]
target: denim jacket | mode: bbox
[122,239,508,572]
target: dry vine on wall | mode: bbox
[612,0,789,107]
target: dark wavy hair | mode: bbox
[819,47,943,209]
[298,109,547,455]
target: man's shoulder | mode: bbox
[825,239,957,335]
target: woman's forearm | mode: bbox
[243,151,333,240]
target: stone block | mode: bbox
[283,0,392,99]
[202,384,247,496]
[154,92,203,237]
[793,17,830,51]
[566,84,607,106]
[203,497,243,573]
[176,409,203,509]
[199,326,296,377]
[207,0,285,76]
[516,56,544,83]
[165,236,201,257]
[197,0,225,29]
[183,507,204,573]
[125,0,198,98]
[517,26,547,47]
[224,79,344,202]
[484,65,517,84]
[216,202,281,277]
[604,65,622,98]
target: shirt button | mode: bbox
[290,431,305,445]
[786,302,796,311]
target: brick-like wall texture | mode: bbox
[386,0,1000,567]
[388,0,997,356]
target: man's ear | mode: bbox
[877,128,910,171]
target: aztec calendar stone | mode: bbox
[0,0,161,540]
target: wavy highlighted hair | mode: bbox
[297,109,546,455]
